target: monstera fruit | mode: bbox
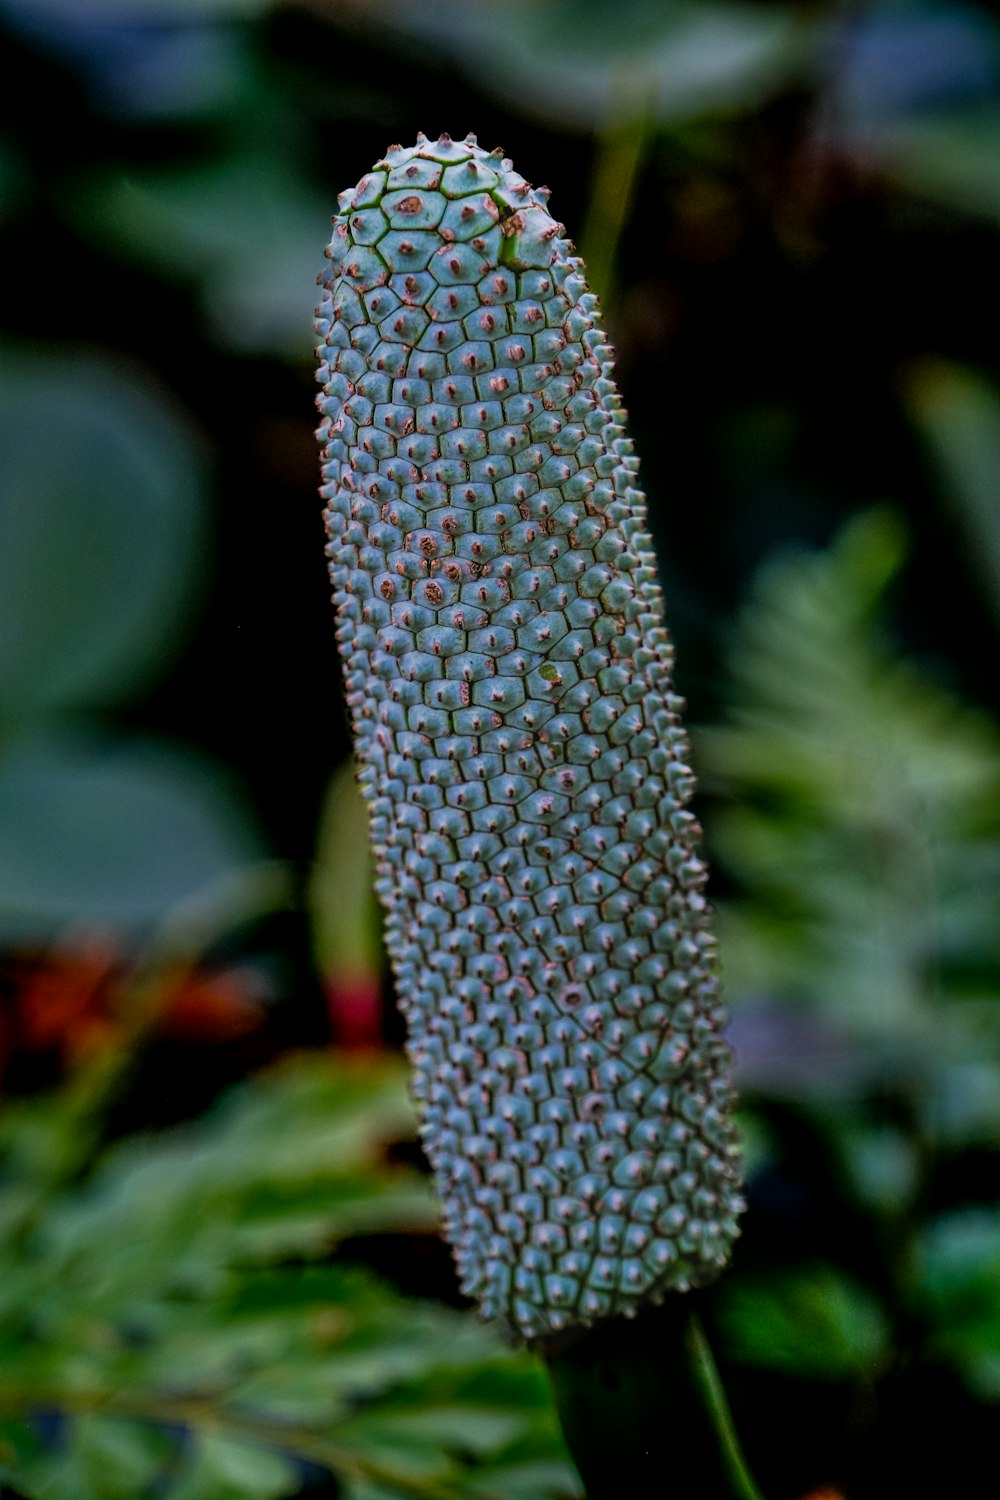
[316,132,743,1343]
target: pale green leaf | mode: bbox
[0,734,262,942]
[0,350,207,721]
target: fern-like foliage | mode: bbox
[700,508,1000,1042]
[697,508,1000,1418]
[0,1055,578,1500]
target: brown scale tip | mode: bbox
[415,130,428,143]
[438,132,453,144]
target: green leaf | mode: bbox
[835,1122,919,1215]
[0,734,263,941]
[339,1481,414,1500]
[870,108,1000,225]
[11,1417,168,1500]
[337,1425,458,1487]
[917,1209,1000,1398]
[0,349,207,722]
[0,1053,572,1498]
[348,1404,529,1460]
[27,1054,432,1319]
[715,1264,889,1379]
[364,0,806,131]
[465,1458,582,1500]
[72,152,330,356]
[169,1433,300,1500]
[0,1413,42,1470]
[699,508,1000,1041]
[903,359,1000,632]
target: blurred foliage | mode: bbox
[697,511,1000,1494]
[337,0,808,132]
[1,0,999,1495]
[904,359,1000,631]
[0,347,270,947]
[0,1048,578,1500]
[0,351,206,721]
[0,733,269,944]
[700,508,1000,1032]
[73,151,329,356]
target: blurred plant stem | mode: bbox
[577,82,654,323]
[543,1301,765,1500]
[686,1314,766,1500]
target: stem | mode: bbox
[577,78,654,320]
[686,1313,766,1500]
[541,1298,765,1500]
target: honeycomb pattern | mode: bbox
[316,133,743,1343]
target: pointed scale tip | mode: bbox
[438,131,453,144]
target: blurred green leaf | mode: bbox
[21,1416,170,1500]
[903,359,1000,631]
[716,1264,889,1379]
[0,734,263,941]
[465,1459,583,1500]
[331,1426,457,1488]
[74,151,329,355]
[28,1052,435,1299]
[370,0,808,130]
[0,1052,578,1498]
[699,508,1000,1039]
[934,1054,1000,1148]
[0,350,208,722]
[357,1404,529,1457]
[0,1413,42,1470]
[835,1122,920,1215]
[169,1434,299,1500]
[339,1483,413,1500]
[700,508,1000,1418]
[917,1209,1000,1398]
[870,108,1000,224]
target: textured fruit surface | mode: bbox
[316,132,743,1342]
